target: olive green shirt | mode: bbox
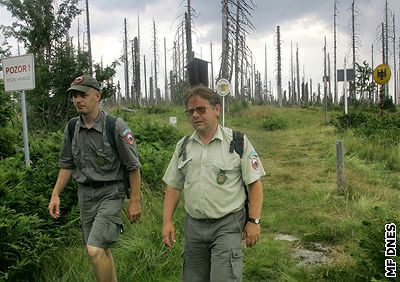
[59,110,140,184]
[163,125,266,219]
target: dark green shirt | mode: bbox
[59,110,140,184]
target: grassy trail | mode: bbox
[41,105,399,281]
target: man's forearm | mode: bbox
[52,168,73,196]
[247,179,263,218]
[163,186,181,223]
[129,169,141,201]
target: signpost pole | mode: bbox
[372,63,392,116]
[222,96,225,127]
[20,90,30,166]
[344,56,348,114]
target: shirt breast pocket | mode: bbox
[212,158,240,185]
[95,144,118,174]
[178,158,191,176]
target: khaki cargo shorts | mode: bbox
[78,182,125,249]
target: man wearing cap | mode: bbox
[48,75,141,282]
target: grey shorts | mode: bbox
[78,182,125,249]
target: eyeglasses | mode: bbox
[185,105,211,116]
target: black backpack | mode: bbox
[179,130,249,219]
[67,115,130,198]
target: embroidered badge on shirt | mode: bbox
[121,128,135,145]
[217,169,227,184]
[251,156,260,170]
[248,151,260,171]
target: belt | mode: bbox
[81,180,122,189]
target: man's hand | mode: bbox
[48,194,61,219]
[162,221,176,248]
[242,222,261,247]
[126,199,141,223]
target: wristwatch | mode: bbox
[248,217,261,224]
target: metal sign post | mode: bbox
[2,54,36,166]
[216,78,230,127]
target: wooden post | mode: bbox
[336,140,345,193]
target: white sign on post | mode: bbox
[216,78,231,127]
[1,54,35,166]
[2,53,35,92]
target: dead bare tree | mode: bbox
[164,37,169,102]
[152,19,159,103]
[185,0,194,64]
[276,26,282,107]
[333,0,339,105]
[296,43,300,104]
[85,0,92,75]
[123,18,129,101]
[220,0,255,88]
[392,13,397,104]
[347,0,362,100]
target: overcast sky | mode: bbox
[1,0,400,99]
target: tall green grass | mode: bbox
[37,105,400,281]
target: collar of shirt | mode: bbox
[191,124,224,145]
[78,110,104,133]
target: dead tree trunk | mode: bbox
[276,26,282,107]
[123,18,129,101]
[85,0,93,75]
[164,37,169,102]
[296,43,300,104]
[220,0,230,79]
[152,20,159,103]
[333,0,338,105]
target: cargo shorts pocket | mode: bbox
[104,216,123,245]
[230,249,244,280]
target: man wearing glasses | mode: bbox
[162,85,266,281]
[48,75,141,282]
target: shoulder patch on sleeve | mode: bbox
[248,151,260,171]
[120,128,135,144]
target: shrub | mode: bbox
[0,133,79,281]
[262,116,288,131]
[352,206,400,280]
[130,118,183,189]
[0,206,55,281]
[228,99,249,117]
[0,83,16,127]
[0,126,19,159]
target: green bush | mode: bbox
[130,118,183,189]
[0,133,79,281]
[0,127,19,159]
[0,206,55,281]
[228,99,249,117]
[262,116,288,131]
[0,83,16,127]
[331,111,400,145]
[352,206,400,280]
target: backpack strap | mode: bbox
[105,115,117,150]
[68,115,117,149]
[68,116,79,143]
[230,130,244,158]
[179,135,190,161]
[229,130,248,223]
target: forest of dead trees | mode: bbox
[1,0,400,112]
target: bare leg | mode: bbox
[87,245,117,282]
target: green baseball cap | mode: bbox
[67,75,101,93]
